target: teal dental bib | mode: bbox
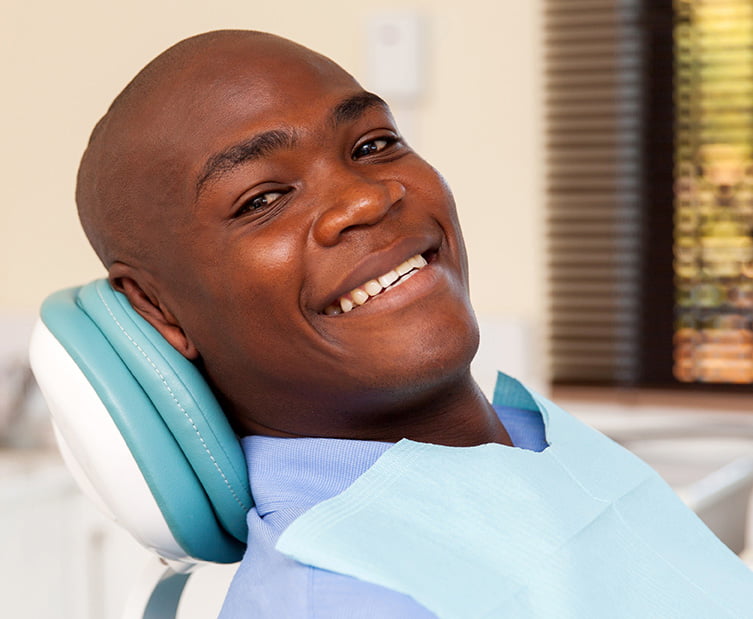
[277,374,753,618]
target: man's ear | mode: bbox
[108,263,199,361]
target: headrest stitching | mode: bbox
[96,287,250,512]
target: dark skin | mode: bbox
[79,31,512,447]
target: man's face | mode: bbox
[130,36,478,437]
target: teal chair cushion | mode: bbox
[39,279,252,563]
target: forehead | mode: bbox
[154,38,361,144]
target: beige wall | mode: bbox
[2,0,543,327]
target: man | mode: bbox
[76,30,753,618]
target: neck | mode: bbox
[236,370,513,447]
[366,372,512,447]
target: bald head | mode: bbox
[76,30,351,268]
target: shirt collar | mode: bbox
[242,435,394,518]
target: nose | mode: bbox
[311,174,406,247]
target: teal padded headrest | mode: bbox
[39,279,252,563]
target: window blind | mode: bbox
[545,0,647,384]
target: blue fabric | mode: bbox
[276,374,753,618]
[219,403,545,617]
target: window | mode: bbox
[545,0,753,390]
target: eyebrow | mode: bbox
[195,91,390,198]
[196,129,297,196]
[330,91,389,127]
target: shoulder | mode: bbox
[220,553,435,619]
[219,511,435,618]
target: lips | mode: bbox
[323,253,428,315]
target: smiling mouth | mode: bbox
[323,252,434,315]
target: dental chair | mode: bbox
[28,279,252,619]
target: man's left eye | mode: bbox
[352,136,397,160]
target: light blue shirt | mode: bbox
[219,405,546,618]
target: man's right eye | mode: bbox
[235,190,286,218]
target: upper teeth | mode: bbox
[324,253,428,315]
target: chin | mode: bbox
[364,302,480,396]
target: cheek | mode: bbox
[182,232,310,404]
[214,232,304,333]
[409,164,469,277]
[405,159,461,223]
[170,224,305,345]
[241,231,300,272]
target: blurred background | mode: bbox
[5,0,753,617]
